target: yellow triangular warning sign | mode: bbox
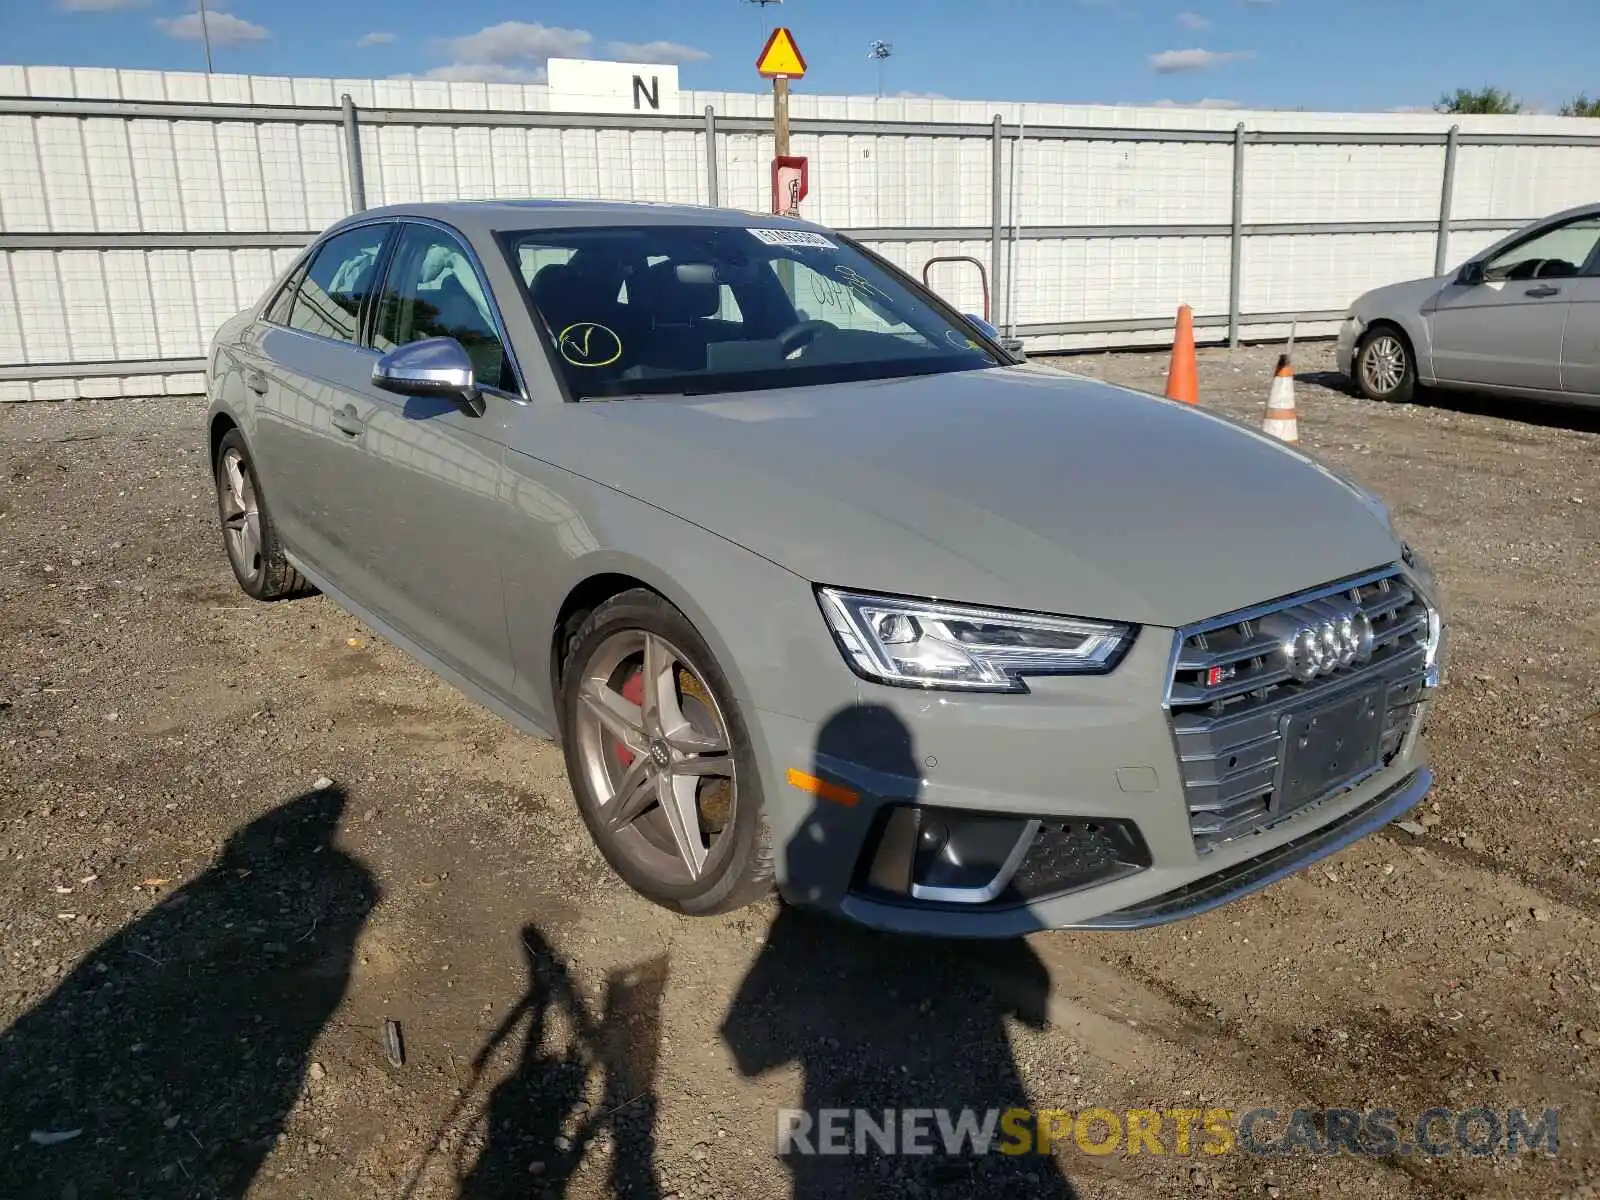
[756,27,807,79]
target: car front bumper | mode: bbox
[1335,314,1365,379]
[755,573,1437,937]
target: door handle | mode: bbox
[1525,285,1561,298]
[244,369,269,395]
[331,405,365,437]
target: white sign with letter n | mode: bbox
[547,58,682,114]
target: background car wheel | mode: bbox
[213,429,312,601]
[1354,326,1417,404]
[560,588,773,915]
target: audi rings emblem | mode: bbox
[1263,603,1374,681]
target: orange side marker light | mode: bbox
[786,768,859,807]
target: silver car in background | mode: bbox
[1339,202,1600,405]
[206,200,1443,937]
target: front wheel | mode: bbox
[1354,327,1417,404]
[560,589,773,914]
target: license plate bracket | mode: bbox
[1275,685,1387,814]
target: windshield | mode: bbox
[499,224,1002,399]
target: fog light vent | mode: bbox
[855,807,1151,907]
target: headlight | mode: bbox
[1401,542,1445,678]
[815,587,1134,692]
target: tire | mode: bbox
[213,428,312,601]
[1354,326,1417,404]
[559,588,773,915]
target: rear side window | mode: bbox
[287,225,390,343]
[264,263,306,326]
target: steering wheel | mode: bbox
[775,319,835,358]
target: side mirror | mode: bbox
[372,337,484,416]
[1456,260,1485,287]
[964,314,1026,357]
[965,313,1001,340]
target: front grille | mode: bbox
[1167,567,1432,852]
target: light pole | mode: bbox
[197,0,215,73]
[868,40,892,99]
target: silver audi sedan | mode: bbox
[206,201,1443,936]
[1339,202,1600,406]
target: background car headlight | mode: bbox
[816,587,1134,692]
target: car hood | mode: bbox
[543,366,1401,628]
[1353,274,1449,317]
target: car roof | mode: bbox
[331,200,825,239]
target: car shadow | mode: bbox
[1411,387,1600,434]
[720,704,1080,1199]
[1298,367,1600,434]
[0,784,378,1199]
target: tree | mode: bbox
[1560,94,1600,117]
[1436,87,1523,115]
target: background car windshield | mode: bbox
[501,225,1001,399]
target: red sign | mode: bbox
[772,156,808,216]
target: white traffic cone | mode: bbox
[1262,353,1299,443]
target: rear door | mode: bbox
[1560,243,1600,400]
[249,222,393,583]
[341,220,520,690]
[1428,214,1600,393]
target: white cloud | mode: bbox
[357,31,397,48]
[408,63,548,84]
[155,10,270,44]
[603,39,710,65]
[441,21,591,66]
[1176,11,1212,30]
[1150,47,1254,73]
[1150,97,1242,108]
[422,22,708,81]
[57,0,142,10]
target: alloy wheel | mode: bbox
[218,447,263,584]
[1361,334,1407,396]
[572,630,737,885]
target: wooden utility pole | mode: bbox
[773,75,790,158]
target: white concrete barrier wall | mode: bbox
[3,64,1600,400]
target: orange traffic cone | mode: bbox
[1165,304,1198,405]
[1262,353,1299,443]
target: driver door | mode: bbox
[344,221,521,690]
[1429,214,1600,393]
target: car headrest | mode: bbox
[633,260,720,323]
[530,263,573,308]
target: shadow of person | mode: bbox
[0,784,377,1199]
[457,926,667,1200]
[721,705,1079,1199]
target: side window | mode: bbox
[288,225,389,342]
[1485,217,1600,282]
[374,225,515,393]
[264,262,306,326]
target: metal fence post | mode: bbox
[1228,122,1245,348]
[1435,124,1460,276]
[991,114,1004,331]
[704,105,720,207]
[341,94,366,213]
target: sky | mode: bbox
[4,0,1597,113]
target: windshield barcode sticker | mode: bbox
[748,228,838,249]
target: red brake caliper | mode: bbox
[614,669,645,767]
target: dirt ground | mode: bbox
[1,342,1598,1200]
